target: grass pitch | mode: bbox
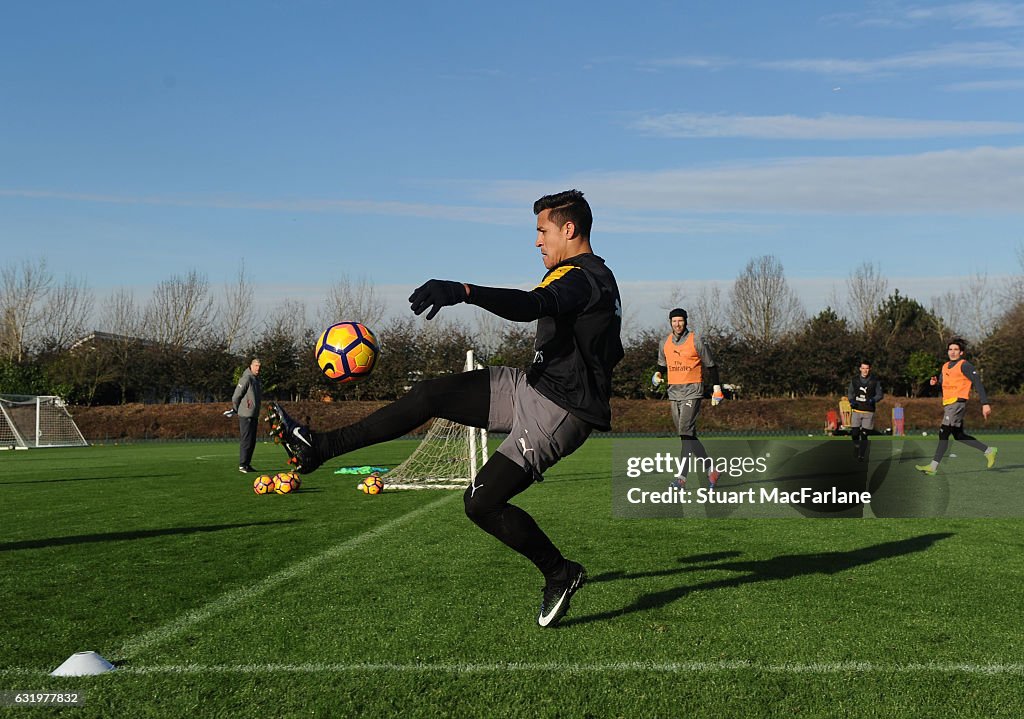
[1,437,1023,718]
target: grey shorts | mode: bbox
[941,401,967,428]
[670,398,702,436]
[850,411,875,430]
[488,366,593,480]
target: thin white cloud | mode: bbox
[0,189,526,226]
[629,112,1024,139]
[0,189,771,236]
[901,2,1024,28]
[6,146,1024,234]
[824,2,1024,29]
[943,77,1024,90]
[640,55,736,71]
[478,145,1024,214]
[598,215,771,235]
[642,42,1024,78]
[759,42,1024,75]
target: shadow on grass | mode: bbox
[588,551,744,583]
[0,473,181,485]
[0,520,301,552]
[565,533,954,627]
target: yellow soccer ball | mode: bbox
[274,472,301,494]
[315,321,379,383]
[253,475,275,495]
[358,473,384,495]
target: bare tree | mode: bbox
[38,274,95,351]
[472,309,511,358]
[931,272,1000,344]
[930,290,964,339]
[0,258,53,362]
[317,274,386,332]
[100,288,143,337]
[655,282,727,337]
[825,283,844,314]
[690,283,729,338]
[661,283,686,314]
[846,261,888,332]
[728,255,804,347]
[142,270,215,348]
[959,272,1000,342]
[265,299,310,348]
[100,289,145,403]
[218,262,255,353]
[1003,241,1024,306]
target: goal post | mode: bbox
[0,395,89,449]
[383,350,488,490]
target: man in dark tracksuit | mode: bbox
[267,190,623,628]
[847,361,882,461]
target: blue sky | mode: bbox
[2,0,1022,330]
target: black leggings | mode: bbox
[318,369,567,578]
[933,424,988,463]
[318,369,490,458]
[464,452,565,577]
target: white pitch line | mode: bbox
[115,493,458,660]
[122,661,1024,675]
[4,661,1024,677]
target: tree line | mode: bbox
[2,255,1022,405]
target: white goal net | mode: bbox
[384,350,488,490]
[0,395,89,449]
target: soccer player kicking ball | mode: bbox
[268,190,623,628]
[916,338,997,476]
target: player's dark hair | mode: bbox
[948,338,966,352]
[860,360,871,367]
[534,189,593,239]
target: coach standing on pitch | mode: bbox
[230,358,262,473]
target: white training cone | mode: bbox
[51,651,116,676]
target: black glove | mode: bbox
[409,280,466,320]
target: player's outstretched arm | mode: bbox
[469,265,594,322]
[467,284,549,322]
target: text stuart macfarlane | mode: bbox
[626,487,871,505]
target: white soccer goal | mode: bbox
[0,395,89,449]
[384,350,488,490]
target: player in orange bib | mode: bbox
[652,308,723,490]
[915,338,997,475]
